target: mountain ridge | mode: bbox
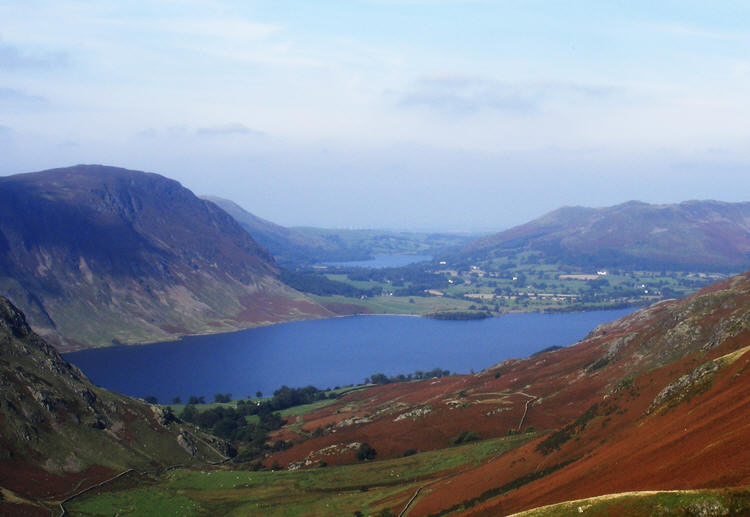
[201,195,342,265]
[463,199,750,270]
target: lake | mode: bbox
[324,253,433,268]
[64,309,634,402]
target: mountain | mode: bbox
[260,270,750,515]
[0,165,331,350]
[462,200,750,270]
[201,196,340,265]
[0,296,227,516]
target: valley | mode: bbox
[4,4,750,516]
[294,256,724,317]
[232,199,748,319]
[2,165,750,517]
[54,271,750,516]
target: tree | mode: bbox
[214,392,232,403]
[256,391,263,398]
[144,395,158,404]
[180,404,198,423]
[357,442,377,461]
[172,396,182,404]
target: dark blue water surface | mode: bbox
[64,309,633,402]
[324,254,433,268]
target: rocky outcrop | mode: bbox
[0,296,226,501]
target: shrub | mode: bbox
[451,430,480,445]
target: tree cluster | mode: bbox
[280,269,378,298]
[365,367,450,385]
[179,385,337,462]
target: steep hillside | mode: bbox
[0,165,331,349]
[0,296,227,516]
[259,271,750,515]
[463,200,750,270]
[202,196,340,265]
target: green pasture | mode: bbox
[66,433,536,516]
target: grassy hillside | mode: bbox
[68,434,537,516]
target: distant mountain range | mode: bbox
[0,165,330,350]
[3,169,750,514]
[0,295,227,515]
[462,200,750,270]
[202,196,344,265]
[205,195,475,266]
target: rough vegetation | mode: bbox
[0,296,226,515]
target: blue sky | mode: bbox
[1,1,749,230]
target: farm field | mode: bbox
[304,258,727,317]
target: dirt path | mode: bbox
[515,392,537,432]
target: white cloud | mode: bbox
[195,123,265,137]
[395,77,620,115]
[645,22,745,41]
[0,39,69,70]
[151,18,279,41]
[0,88,48,108]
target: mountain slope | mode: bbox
[201,196,339,265]
[463,200,750,270]
[0,165,331,349]
[261,271,750,515]
[0,296,227,516]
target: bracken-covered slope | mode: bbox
[0,296,228,516]
[0,165,331,349]
[462,200,750,270]
[264,271,750,516]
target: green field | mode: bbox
[166,386,369,416]
[66,433,536,516]
[512,488,750,517]
[313,294,477,315]
[306,255,728,316]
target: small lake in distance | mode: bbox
[64,309,634,402]
[323,253,433,268]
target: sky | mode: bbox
[1,1,749,231]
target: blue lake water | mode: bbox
[63,309,634,402]
[324,254,433,268]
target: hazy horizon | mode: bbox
[2,1,749,230]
